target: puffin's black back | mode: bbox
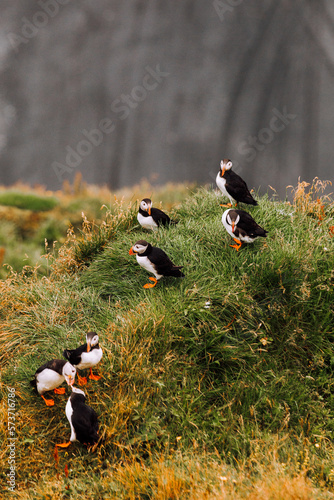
[71,392,99,445]
[151,207,172,226]
[63,344,88,366]
[34,359,67,376]
[224,170,258,205]
[233,209,267,237]
[145,245,184,277]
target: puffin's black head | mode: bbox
[226,210,240,233]
[86,331,99,353]
[139,198,152,215]
[129,240,149,255]
[220,159,233,176]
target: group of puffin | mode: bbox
[130,159,267,287]
[30,159,266,449]
[217,159,268,251]
[31,331,102,447]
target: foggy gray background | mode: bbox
[0,0,334,197]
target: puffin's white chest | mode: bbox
[137,213,158,230]
[36,369,64,394]
[77,348,102,370]
[65,398,76,442]
[222,211,234,238]
[216,173,234,203]
[136,255,162,279]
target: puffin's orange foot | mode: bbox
[230,238,242,251]
[41,395,55,406]
[143,277,158,288]
[54,387,66,394]
[78,375,88,386]
[220,203,233,207]
[89,368,101,381]
[56,441,72,448]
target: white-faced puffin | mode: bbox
[31,359,76,406]
[63,331,102,386]
[222,208,268,251]
[137,198,177,230]
[129,240,184,288]
[56,386,99,448]
[216,159,258,207]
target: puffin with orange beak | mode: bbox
[216,159,258,207]
[137,198,177,230]
[63,332,102,386]
[129,240,184,288]
[222,209,268,251]
[31,359,76,406]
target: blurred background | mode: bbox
[0,0,334,197]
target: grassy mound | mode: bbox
[0,191,59,211]
[0,181,333,498]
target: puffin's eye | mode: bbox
[227,162,232,168]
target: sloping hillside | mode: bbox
[0,181,333,499]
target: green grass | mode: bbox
[0,191,59,211]
[0,184,333,498]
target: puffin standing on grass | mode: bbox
[129,240,184,288]
[216,159,258,207]
[222,208,268,251]
[31,359,76,406]
[137,198,177,230]
[63,331,102,386]
[56,386,99,448]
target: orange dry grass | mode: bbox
[288,177,332,220]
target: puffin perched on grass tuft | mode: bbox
[222,208,267,251]
[216,159,258,207]
[31,359,76,406]
[56,386,99,448]
[63,331,102,386]
[137,198,177,230]
[129,240,184,288]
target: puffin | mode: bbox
[63,331,102,386]
[56,386,99,448]
[222,208,268,251]
[129,240,184,288]
[137,198,177,230]
[216,159,258,207]
[31,359,76,406]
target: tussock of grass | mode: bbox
[0,180,333,498]
[0,191,59,211]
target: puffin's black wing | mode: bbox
[234,210,267,238]
[34,359,66,376]
[224,171,258,205]
[151,208,172,226]
[63,344,88,366]
[149,247,184,277]
[72,400,99,445]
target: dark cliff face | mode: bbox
[0,0,333,196]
